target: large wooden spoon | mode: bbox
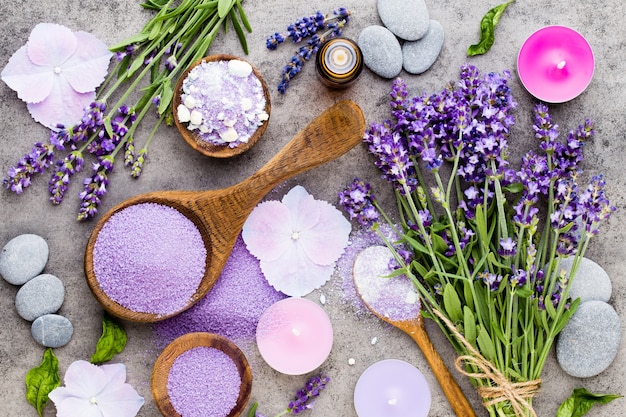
[84,100,365,322]
[353,265,476,417]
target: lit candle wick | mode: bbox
[331,48,349,66]
[292,327,301,336]
[556,60,567,70]
[388,398,398,406]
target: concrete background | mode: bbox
[1,1,624,416]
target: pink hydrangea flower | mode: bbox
[1,23,112,129]
[243,185,351,296]
[48,360,144,417]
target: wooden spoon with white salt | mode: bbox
[353,245,476,417]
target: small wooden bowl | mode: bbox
[152,332,253,417]
[172,54,271,158]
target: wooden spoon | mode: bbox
[353,272,477,417]
[84,100,365,322]
[151,332,252,417]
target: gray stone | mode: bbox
[0,234,49,285]
[15,274,64,321]
[31,314,73,348]
[402,20,444,75]
[358,26,403,79]
[377,0,429,41]
[558,256,612,303]
[556,300,621,378]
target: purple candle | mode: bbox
[517,26,594,103]
[354,359,431,417]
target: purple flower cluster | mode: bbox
[338,178,379,228]
[253,373,330,417]
[265,8,351,94]
[77,155,114,222]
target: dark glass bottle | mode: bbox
[316,37,363,89]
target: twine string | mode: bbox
[433,309,542,417]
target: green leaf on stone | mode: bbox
[25,348,60,417]
[90,313,127,365]
[467,0,514,56]
[556,387,622,417]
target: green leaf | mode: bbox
[90,314,127,364]
[26,349,60,417]
[410,260,430,279]
[218,0,235,18]
[443,283,463,323]
[556,388,622,417]
[109,33,149,51]
[158,80,174,116]
[247,402,259,417]
[476,326,497,362]
[236,0,252,32]
[103,117,114,139]
[463,306,477,345]
[229,9,248,55]
[467,1,514,56]
[503,182,524,193]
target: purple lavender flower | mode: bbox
[479,271,503,292]
[77,155,114,221]
[498,237,517,257]
[48,151,85,205]
[131,149,148,178]
[579,174,616,235]
[509,269,527,288]
[3,142,56,194]
[338,179,379,228]
[287,374,330,414]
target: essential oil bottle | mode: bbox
[316,37,363,89]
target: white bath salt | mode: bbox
[179,59,268,148]
[320,293,327,305]
[348,358,356,366]
[371,337,378,345]
[353,245,420,322]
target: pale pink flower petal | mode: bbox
[54,396,104,417]
[62,31,112,94]
[56,360,109,400]
[282,185,321,232]
[97,381,145,417]
[242,200,293,262]
[27,23,77,67]
[27,77,95,129]
[261,242,335,296]
[0,45,54,103]
[299,199,351,265]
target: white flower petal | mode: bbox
[281,185,320,232]
[27,77,95,129]
[27,23,77,67]
[55,396,104,417]
[1,45,54,103]
[243,201,292,262]
[299,200,351,265]
[60,360,109,399]
[62,31,112,94]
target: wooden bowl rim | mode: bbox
[151,332,253,417]
[84,198,215,323]
[172,54,271,158]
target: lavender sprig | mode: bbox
[249,374,330,417]
[269,7,351,94]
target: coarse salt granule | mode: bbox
[178,59,268,148]
[92,203,207,317]
[154,234,286,346]
[167,347,241,417]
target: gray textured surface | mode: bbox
[1,1,625,416]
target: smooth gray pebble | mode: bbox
[402,20,444,74]
[15,274,65,321]
[559,256,612,303]
[377,0,430,41]
[0,234,49,285]
[358,26,403,79]
[31,314,73,348]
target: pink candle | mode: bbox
[256,297,333,375]
[517,26,594,103]
[354,359,431,417]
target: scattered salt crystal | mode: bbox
[228,59,253,77]
[258,112,269,121]
[241,98,253,111]
[220,127,238,142]
[177,104,191,123]
[223,119,236,127]
[371,337,378,345]
[167,347,241,417]
[320,293,327,305]
[348,358,356,365]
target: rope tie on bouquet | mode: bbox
[433,310,542,417]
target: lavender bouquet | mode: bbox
[339,65,615,417]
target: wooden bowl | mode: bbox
[152,332,253,417]
[172,54,271,158]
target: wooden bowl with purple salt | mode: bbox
[173,54,271,158]
[152,332,252,417]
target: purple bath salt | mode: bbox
[154,234,286,346]
[177,59,269,148]
[352,245,420,321]
[92,203,207,317]
[167,347,241,417]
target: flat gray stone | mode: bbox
[558,256,612,303]
[358,26,403,79]
[31,314,73,348]
[556,300,621,378]
[15,274,64,321]
[402,20,444,75]
[377,0,429,41]
[0,234,49,285]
